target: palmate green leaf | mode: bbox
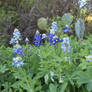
[49,83,57,92]
[9,88,13,92]
[60,82,68,92]
[0,64,8,74]
[30,54,40,73]
[75,66,92,91]
[35,71,46,79]
[87,82,92,92]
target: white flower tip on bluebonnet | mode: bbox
[42,34,47,39]
[52,21,57,25]
[14,28,19,32]
[15,44,21,48]
[25,37,29,42]
[65,25,70,28]
[36,30,40,34]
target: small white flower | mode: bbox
[25,37,29,42]
[42,34,47,39]
[36,30,40,34]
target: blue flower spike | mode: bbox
[51,21,58,32]
[12,56,24,68]
[61,37,71,63]
[34,30,43,47]
[9,28,24,68]
[13,44,24,55]
[64,25,72,33]
[10,28,21,44]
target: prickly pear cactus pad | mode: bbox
[75,18,85,39]
[62,13,73,25]
[37,17,48,30]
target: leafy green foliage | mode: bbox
[1,23,92,92]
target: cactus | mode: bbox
[75,18,85,39]
[62,13,73,25]
[37,17,48,30]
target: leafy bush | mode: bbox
[1,33,92,91]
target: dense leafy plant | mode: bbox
[0,9,92,92]
[1,28,92,92]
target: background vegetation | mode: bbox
[0,0,92,46]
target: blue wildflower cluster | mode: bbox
[34,31,43,47]
[10,28,21,44]
[61,37,71,63]
[13,44,24,55]
[61,37,71,53]
[64,25,72,33]
[48,33,63,46]
[51,22,58,32]
[10,28,24,67]
[12,56,24,68]
[48,22,63,46]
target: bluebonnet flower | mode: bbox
[10,28,21,44]
[42,34,47,39]
[51,21,58,32]
[48,24,63,46]
[34,31,43,47]
[85,55,92,62]
[13,44,24,55]
[10,28,24,67]
[12,56,24,68]
[61,37,71,63]
[64,25,72,33]
[48,34,63,46]
[61,37,71,53]
[61,44,67,53]
[25,37,29,43]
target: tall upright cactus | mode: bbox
[75,18,85,39]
